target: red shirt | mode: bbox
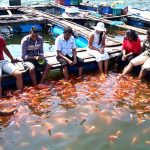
[122,37,141,54]
[0,36,6,60]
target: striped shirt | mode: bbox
[21,35,44,60]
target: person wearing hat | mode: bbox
[55,26,84,81]
[21,26,52,84]
[88,22,109,75]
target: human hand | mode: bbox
[100,48,104,54]
[73,58,77,64]
[68,60,73,65]
[11,58,21,63]
[122,55,126,61]
[35,56,44,61]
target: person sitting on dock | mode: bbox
[0,36,23,97]
[119,29,150,79]
[55,26,83,81]
[88,22,109,75]
[114,30,141,71]
[21,26,52,84]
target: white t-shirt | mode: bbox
[55,34,76,57]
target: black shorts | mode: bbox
[57,55,84,67]
[116,52,138,67]
[24,59,47,71]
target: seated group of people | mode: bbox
[88,22,150,79]
[0,23,150,98]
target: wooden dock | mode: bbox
[0,5,123,86]
[51,3,147,35]
[19,7,122,47]
[86,15,147,34]
[0,6,46,25]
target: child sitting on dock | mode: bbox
[119,29,150,79]
[115,30,141,70]
[55,26,83,81]
[0,36,23,97]
[21,26,52,84]
[88,22,109,74]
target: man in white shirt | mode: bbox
[55,27,83,80]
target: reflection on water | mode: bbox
[0,72,150,150]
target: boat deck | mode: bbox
[2,47,122,85]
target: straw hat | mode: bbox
[93,22,106,32]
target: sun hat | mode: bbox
[93,22,106,32]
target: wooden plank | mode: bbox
[51,2,147,34]
[0,17,45,25]
[19,8,121,46]
[87,15,147,34]
[22,15,30,19]
[7,9,13,16]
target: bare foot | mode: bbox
[117,74,128,80]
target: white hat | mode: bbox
[94,22,106,32]
[65,7,79,14]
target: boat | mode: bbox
[0,6,45,33]
[42,2,147,34]
[51,1,150,29]
[127,7,150,28]
[0,26,13,38]
[50,25,88,48]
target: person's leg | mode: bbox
[78,66,83,76]
[57,56,69,80]
[104,60,109,74]
[88,50,104,73]
[119,54,147,79]
[2,62,23,90]
[114,52,123,70]
[0,77,2,97]
[40,63,52,84]
[139,58,150,79]
[12,70,23,90]
[23,62,37,85]
[75,57,84,77]
[139,68,147,79]
[63,65,69,80]
[121,62,134,76]
[98,61,103,74]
